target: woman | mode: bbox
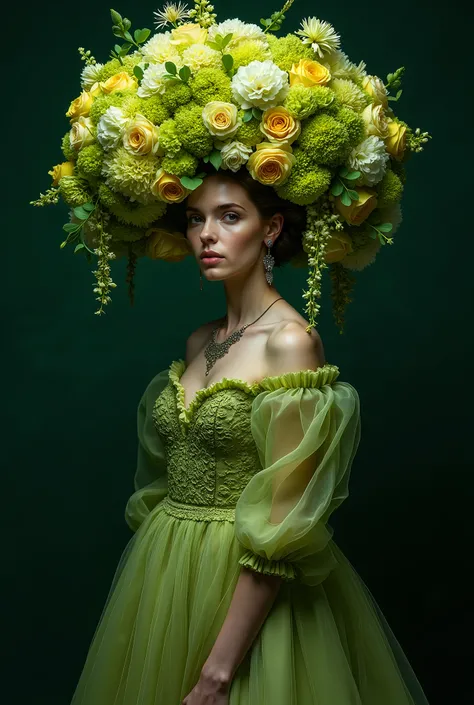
[70,168,430,705]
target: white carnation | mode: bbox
[348,136,389,186]
[138,63,178,98]
[97,107,129,150]
[219,141,253,172]
[80,63,104,89]
[182,43,221,72]
[141,31,182,65]
[231,60,289,110]
[208,19,267,48]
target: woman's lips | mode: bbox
[201,256,224,265]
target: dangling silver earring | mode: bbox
[263,238,275,286]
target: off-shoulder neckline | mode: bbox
[167,358,340,427]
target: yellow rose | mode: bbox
[334,188,378,226]
[123,114,161,156]
[324,232,354,264]
[169,22,207,47]
[151,168,190,203]
[385,120,407,161]
[260,106,301,145]
[201,101,240,139]
[48,161,75,186]
[70,116,95,151]
[289,59,331,88]
[100,72,137,94]
[361,103,390,139]
[89,82,103,98]
[247,142,296,186]
[362,75,388,109]
[66,90,94,121]
[145,228,192,262]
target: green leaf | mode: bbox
[207,40,221,51]
[378,222,393,232]
[180,176,203,190]
[165,61,177,75]
[339,166,349,178]
[330,182,343,197]
[222,54,233,71]
[135,28,151,44]
[347,189,359,201]
[123,18,131,30]
[112,28,124,39]
[162,74,179,80]
[340,191,352,207]
[209,150,223,170]
[114,43,122,54]
[120,42,132,55]
[82,202,95,212]
[368,231,377,239]
[222,33,233,47]
[62,223,80,233]
[242,110,254,123]
[133,65,144,81]
[344,170,361,180]
[196,172,206,178]
[110,9,123,25]
[74,243,85,254]
[73,206,89,220]
[178,65,191,82]
[202,155,210,163]
[251,107,262,120]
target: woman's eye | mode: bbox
[187,212,239,224]
[225,212,239,222]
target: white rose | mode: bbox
[219,141,253,172]
[69,116,95,151]
[361,103,390,139]
[362,75,389,109]
[348,135,389,187]
[231,59,289,110]
[97,106,129,150]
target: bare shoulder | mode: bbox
[266,319,326,376]
[185,317,222,365]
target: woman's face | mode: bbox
[184,175,282,282]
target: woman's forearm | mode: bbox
[201,566,283,684]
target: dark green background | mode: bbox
[6,1,472,703]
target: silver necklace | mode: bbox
[204,297,284,376]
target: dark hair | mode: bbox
[161,163,307,267]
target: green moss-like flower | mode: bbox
[89,94,128,124]
[275,150,332,205]
[102,147,161,204]
[284,85,337,120]
[188,68,232,106]
[235,111,264,147]
[59,175,92,207]
[109,219,146,242]
[98,184,167,227]
[61,131,77,162]
[159,119,182,156]
[375,169,403,208]
[174,102,213,157]
[266,33,314,72]
[230,39,272,69]
[122,95,169,125]
[160,82,193,113]
[298,113,352,166]
[162,149,198,177]
[98,54,143,82]
[390,158,407,185]
[76,144,104,179]
[330,79,370,113]
[333,106,366,149]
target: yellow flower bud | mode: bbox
[48,161,75,186]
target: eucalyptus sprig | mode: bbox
[109,8,151,64]
[206,32,235,78]
[60,201,97,259]
[330,167,361,206]
[260,0,296,33]
[162,61,192,84]
[386,66,405,102]
[367,221,394,245]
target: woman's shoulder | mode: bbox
[265,317,326,378]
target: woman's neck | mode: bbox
[221,263,282,334]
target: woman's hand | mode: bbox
[181,666,231,705]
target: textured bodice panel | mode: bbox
[152,380,262,507]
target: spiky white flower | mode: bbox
[323,50,367,82]
[138,62,180,98]
[153,2,191,29]
[295,17,341,58]
[97,107,129,150]
[208,19,268,48]
[348,136,389,186]
[141,31,182,65]
[182,43,221,71]
[231,60,289,110]
[81,62,105,89]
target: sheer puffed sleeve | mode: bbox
[124,369,169,532]
[234,366,361,585]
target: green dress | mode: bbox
[70,359,429,705]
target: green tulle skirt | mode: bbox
[70,499,429,705]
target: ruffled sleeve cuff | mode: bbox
[238,549,297,581]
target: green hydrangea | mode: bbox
[330,79,370,113]
[61,132,77,161]
[235,111,264,147]
[76,144,104,179]
[188,68,232,106]
[158,119,182,156]
[160,82,193,113]
[230,40,272,69]
[284,85,337,120]
[375,169,403,208]
[298,113,352,166]
[333,106,366,148]
[266,33,314,72]
[174,102,213,157]
[98,184,167,227]
[59,176,91,207]
[98,55,143,81]
[390,159,407,185]
[109,219,146,242]
[275,157,332,205]
[122,95,169,125]
[162,149,198,177]
[89,94,128,124]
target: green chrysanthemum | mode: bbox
[174,102,213,157]
[298,113,352,166]
[235,111,264,147]
[158,119,182,156]
[61,132,77,162]
[98,184,167,227]
[275,150,332,205]
[162,149,198,177]
[375,169,403,208]
[266,33,314,72]
[330,79,370,112]
[102,147,161,204]
[76,144,104,179]
[98,54,143,82]
[230,39,272,69]
[59,176,92,207]
[122,95,169,125]
[284,85,337,120]
[188,68,232,106]
[160,82,193,113]
[333,106,366,149]
[89,94,129,124]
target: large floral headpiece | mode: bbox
[32,0,431,332]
